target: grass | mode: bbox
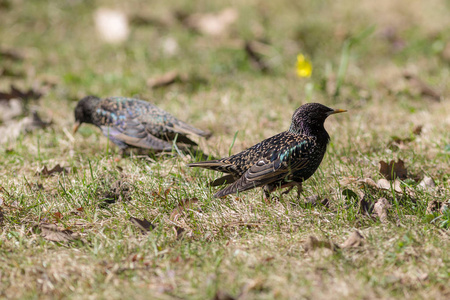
[1,0,450,299]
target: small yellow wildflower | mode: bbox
[296,54,312,78]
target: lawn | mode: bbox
[1,0,449,299]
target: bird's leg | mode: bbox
[296,183,303,200]
[263,186,273,202]
[281,186,295,195]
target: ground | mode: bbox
[0,0,449,299]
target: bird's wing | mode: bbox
[131,101,212,141]
[214,138,312,197]
[100,122,173,151]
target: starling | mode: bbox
[73,96,211,151]
[187,103,346,198]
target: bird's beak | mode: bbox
[328,108,347,115]
[73,121,81,134]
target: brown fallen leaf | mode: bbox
[342,231,364,248]
[129,217,154,233]
[0,209,4,225]
[244,41,269,73]
[0,47,25,61]
[39,223,78,242]
[418,176,436,191]
[170,197,199,221]
[304,236,340,252]
[412,125,423,136]
[373,197,391,223]
[184,8,238,36]
[147,71,183,89]
[0,111,51,145]
[377,178,403,193]
[357,178,378,189]
[53,212,63,220]
[403,71,441,102]
[36,164,70,176]
[0,84,42,102]
[379,159,407,180]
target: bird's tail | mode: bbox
[173,122,212,139]
[186,160,229,172]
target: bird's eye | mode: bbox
[256,160,265,166]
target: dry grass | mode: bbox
[1,0,450,299]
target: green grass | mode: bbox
[1,0,450,299]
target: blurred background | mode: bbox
[1,0,450,151]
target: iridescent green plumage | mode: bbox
[74,96,211,151]
[187,103,346,198]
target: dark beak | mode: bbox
[328,108,347,115]
[73,121,81,134]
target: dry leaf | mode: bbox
[184,8,238,36]
[304,236,340,252]
[403,72,441,102]
[129,217,154,233]
[357,178,378,189]
[36,164,70,176]
[412,125,423,136]
[39,223,78,242]
[0,47,25,61]
[170,197,198,221]
[379,159,407,180]
[147,71,183,89]
[373,197,391,223]
[342,231,364,248]
[418,176,435,191]
[0,84,42,102]
[244,41,269,72]
[53,212,63,220]
[0,111,51,145]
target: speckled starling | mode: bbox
[73,96,211,151]
[187,103,346,198]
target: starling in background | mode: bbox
[73,96,211,151]
[187,103,346,198]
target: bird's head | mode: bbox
[73,95,101,133]
[289,103,346,134]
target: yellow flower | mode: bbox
[296,54,312,77]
